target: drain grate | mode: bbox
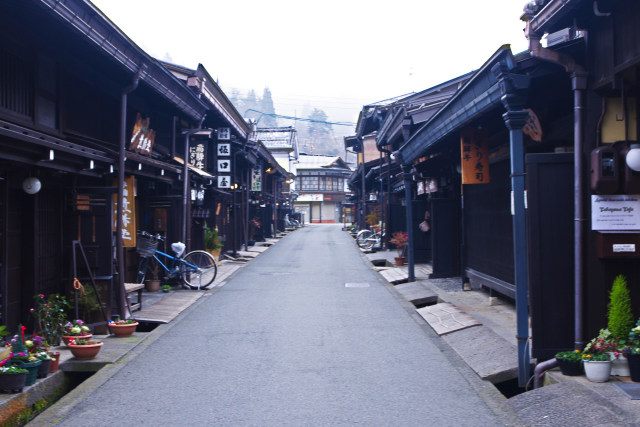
[345,282,370,288]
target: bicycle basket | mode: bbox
[136,234,158,257]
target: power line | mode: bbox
[245,109,355,127]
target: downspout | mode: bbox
[361,144,366,229]
[117,69,141,318]
[182,116,206,251]
[526,22,588,352]
[397,153,415,282]
[380,145,393,250]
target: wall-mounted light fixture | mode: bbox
[626,144,640,171]
[22,177,41,194]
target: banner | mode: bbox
[112,176,136,247]
[461,127,490,184]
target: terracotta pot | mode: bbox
[61,334,93,346]
[207,249,221,262]
[68,342,103,360]
[48,352,60,373]
[145,279,161,292]
[395,257,405,266]
[109,322,138,338]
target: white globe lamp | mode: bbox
[22,177,42,195]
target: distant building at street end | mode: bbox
[294,154,352,224]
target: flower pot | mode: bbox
[0,372,27,393]
[583,360,612,382]
[145,279,161,292]
[109,321,138,338]
[207,249,221,262]
[68,342,103,360]
[395,257,405,266]
[555,357,584,376]
[609,352,630,376]
[248,240,256,247]
[48,352,60,373]
[11,359,42,386]
[36,358,51,378]
[626,353,640,382]
[61,334,93,346]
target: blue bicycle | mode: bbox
[135,231,217,290]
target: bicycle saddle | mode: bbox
[171,242,185,257]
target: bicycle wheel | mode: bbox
[181,250,217,289]
[135,256,150,283]
[356,230,374,248]
[361,233,380,251]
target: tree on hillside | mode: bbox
[260,88,278,127]
[244,89,260,122]
[306,108,332,152]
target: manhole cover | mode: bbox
[345,282,370,288]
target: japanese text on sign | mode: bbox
[217,159,231,173]
[217,128,230,140]
[251,167,262,191]
[460,127,490,184]
[217,175,231,189]
[129,113,156,156]
[189,142,206,170]
[217,143,230,157]
[112,176,136,247]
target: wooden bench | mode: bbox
[124,283,144,311]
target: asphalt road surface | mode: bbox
[40,224,517,426]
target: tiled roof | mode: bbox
[296,154,351,171]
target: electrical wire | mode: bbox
[245,109,355,127]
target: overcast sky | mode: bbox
[90,0,530,133]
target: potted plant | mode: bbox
[0,365,28,393]
[30,293,69,347]
[390,231,408,266]
[25,335,51,378]
[623,318,640,382]
[582,351,612,382]
[554,349,584,376]
[161,284,172,293]
[204,222,223,261]
[145,259,161,292]
[33,351,52,379]
[9,351,41,386]
[67,338,103,360]
[61,319,92,346]
[108,316,138,338]
[607,275,634,376]
[249,218,261,246]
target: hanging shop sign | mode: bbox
[297,194,323,202]
[112,175,136,247]
[592,195,640,231]
[217,176,231,189]
[461,127,490,184]
[417,181,425,195]
[523,108,543,143]
[217,159,231,173]
[217,127,231,140]
[129,113,156,155]
[189,140,207,170]
[251,167,262,191]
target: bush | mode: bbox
[608,275,634,342]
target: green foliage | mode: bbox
[70,285,105,321]
[31,294,69,347]
[161,284,172,292]
[608,275,634,342]
[555,349,583,362]
[204,222,223,250]
[582,352,610,361]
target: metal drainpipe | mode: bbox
[401,162,415,282]
[117,70,140,318]
[524,25,588,389]
[182,118,206,251]
[525,22,588,351]
[361,153,366,229]
[380,146,393,249]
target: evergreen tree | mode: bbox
[260,88,278,127]
[244,89,260,121]
[608,274,634,341]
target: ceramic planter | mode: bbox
[395,257,405,266]
[11,359,42,386]
[36,358,51,378]
[583,360,612,382]
[145,279,161,292]
[0,372,27,393]
[62,334,93,346]
[555,357,584,376]
[68,342,103,360]
[48,351,60,373]
[626,353,640,382]
[609,352,630,376]
[109,321,138,338]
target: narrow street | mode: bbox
[32,225,517,426]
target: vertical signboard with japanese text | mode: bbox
[112,176,136,247]
[129,113,156,156]
[216,128,231,189]
[461,127,490,184]
[251,167,262,191]
[189,139,207,170]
